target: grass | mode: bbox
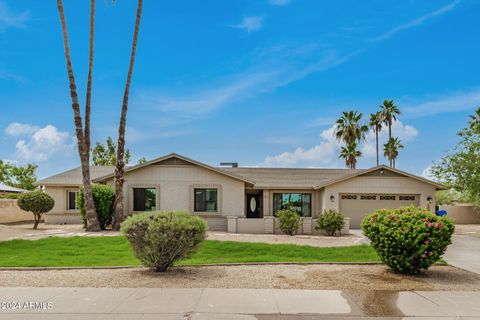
[0,236,379,267]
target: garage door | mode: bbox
[339,194,419,228]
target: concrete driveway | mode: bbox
[444,234,480,274]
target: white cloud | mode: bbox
[403,88,480,118]
[361,120,419,158]
[269,0,291,6]
[232,16,263,33]
[0,1,30,32]
[261,126,342,167]
[372,0,460,41]
[5,122,39,136]
[12,124,74,162]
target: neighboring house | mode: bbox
[0,183,29,194]
[34,153,444,233]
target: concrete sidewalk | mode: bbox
[0,287,479,319]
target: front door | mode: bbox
[246,194,260,218]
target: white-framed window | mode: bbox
[67,191,79,210]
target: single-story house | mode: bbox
[34,153,444,233]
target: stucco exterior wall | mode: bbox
[44,186,80,215]
[0,199,33,223]
[322,176,437,213]
[440,204,480,224]
[105,164,246,218]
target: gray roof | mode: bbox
[34,166,116,186]
[0,183,29,193]
[220,167,358,189]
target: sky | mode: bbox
[1,0,479,179]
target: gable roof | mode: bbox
[312,165,446,190]
[34,166,116,187]
[220,167,357,189]
[92,153,255,186]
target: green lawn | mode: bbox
[0,236,379,267]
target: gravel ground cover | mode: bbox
[0,264,478,291]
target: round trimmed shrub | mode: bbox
[121,211,207,272]
[316,209,345,236]
[77,184,115,230]
[361,205,454,274]
[17,190,54,229]
[276,209,301,236]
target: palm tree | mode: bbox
[379,99,400,141]
[339,143,362,169]
[113,0,143,230]
[383,137,403,169]
[57,0,100,231]
[334,111,368,145]
[369,112,383,166]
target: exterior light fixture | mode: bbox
[330,195,335,202]
[427,196,433,202]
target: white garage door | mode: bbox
[339,194,419,228]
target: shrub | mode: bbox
[0,193,21,199]
[316,209,345,236]
[17,190,54,229]
[361,205,454,274]
[121,211,207,272]
[77,184,115,230]
[276,209,301,236]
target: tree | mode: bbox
[379,100,401,166]
[0,161,37,191]
[92,137,131,166]
[137,157,148,164]
[334,111,368,145]
[339,143,362,169]
[383,137,403,169]
[432,107,480,205]
[369,112,383,166]
[56,0,100,231]
[17,190,54,229]
[113,0,143,230]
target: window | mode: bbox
[380,195,396,200]
[341,194,358,200]
[400,195,416,201]
[133,188,156,211]
[273,193,311,217]
[194,189,217,212]
[67,191,78,210]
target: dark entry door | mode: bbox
[246,194,260,218]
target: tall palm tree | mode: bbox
[379,99,400,140]
[57,0,100,231]
[384,137,403,169]
[339,143,362,169]
[334,111,368,145]
[369,112,383,166]
[113,0,143,230]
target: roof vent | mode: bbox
[220,162,238,168]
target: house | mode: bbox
[0,183,29,194]
[34,153,444,233]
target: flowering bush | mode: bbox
[361,205,454,274]
[276,209,301,236]
[315,209,345,236]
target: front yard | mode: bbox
[0,236,379,267]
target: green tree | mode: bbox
[339,143,362,169]
[432,107,480,205]
[17,190,54,229]
[0,161,37,191]
[334,111,368,145]
[137,157,148,164]
[383,137,403,169]
[113,0,143,231]
[92,136,131,166]
[369,112,383,166]
[380,100,401,166]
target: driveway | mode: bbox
[444,234,480,274]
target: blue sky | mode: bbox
[1,0,479,179]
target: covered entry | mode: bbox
[339,193,419,228]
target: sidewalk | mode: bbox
[0,287,479,319]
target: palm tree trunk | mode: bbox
[57,0,100,231]
[84,0,95,159]
[388,122,393,167]
[112,0,143,230]
[375,128,379,166]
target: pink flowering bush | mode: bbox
[361,205,454,274]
